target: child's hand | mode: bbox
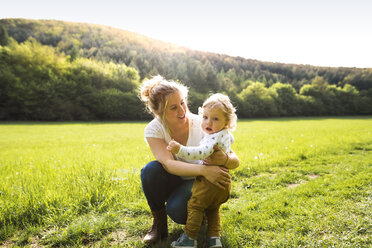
[167,139,181,154]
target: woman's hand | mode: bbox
[203,146,228,166]
[201,164,230,189]
[204,146,239,170]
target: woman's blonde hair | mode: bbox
[200,93,237,131]
[139,75,189,118]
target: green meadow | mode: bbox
[0,117,371,247]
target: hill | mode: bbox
[2,18,371,90]
[0,18,371,120]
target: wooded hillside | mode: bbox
[1,18,371,120]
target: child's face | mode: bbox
[201,107,227,134]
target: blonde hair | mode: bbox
[139,75,189,118]
[200,93,237,131]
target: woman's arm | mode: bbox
[147,137,230,189]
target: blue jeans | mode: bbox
[141,161,194,224]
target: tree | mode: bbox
[270,82,299,116]
[358,88,372,114]
[311,76,328,90]
[0,25,9,46]
[299,84,325,115]
[237,82,277,117]
[339,84,359,114]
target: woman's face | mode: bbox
[164,91,188,126]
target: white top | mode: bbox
[177,129,234,161]
[144,113,205,167]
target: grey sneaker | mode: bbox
[171,232,197,248]
[207,236,222,248]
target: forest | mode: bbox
[1,18,372,120]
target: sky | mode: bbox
[1,0,372,68]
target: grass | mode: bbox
[0,117,371,247]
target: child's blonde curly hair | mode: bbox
[199,93,237,131]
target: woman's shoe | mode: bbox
[143,208,168,244]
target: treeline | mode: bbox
[0,18,372,120]
[235,78,371,117]
[0,38,147,120]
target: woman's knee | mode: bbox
[167,200,187,224]
[141,161,166,184]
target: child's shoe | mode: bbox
[207,236,222,248]
[171,232,197,248]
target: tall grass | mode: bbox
[0,117,371,247]
[0,122,149,245]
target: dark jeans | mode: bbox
[141,160,194,224]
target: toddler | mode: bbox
[167,93,237,248]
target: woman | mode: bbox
[139,75,239,244]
